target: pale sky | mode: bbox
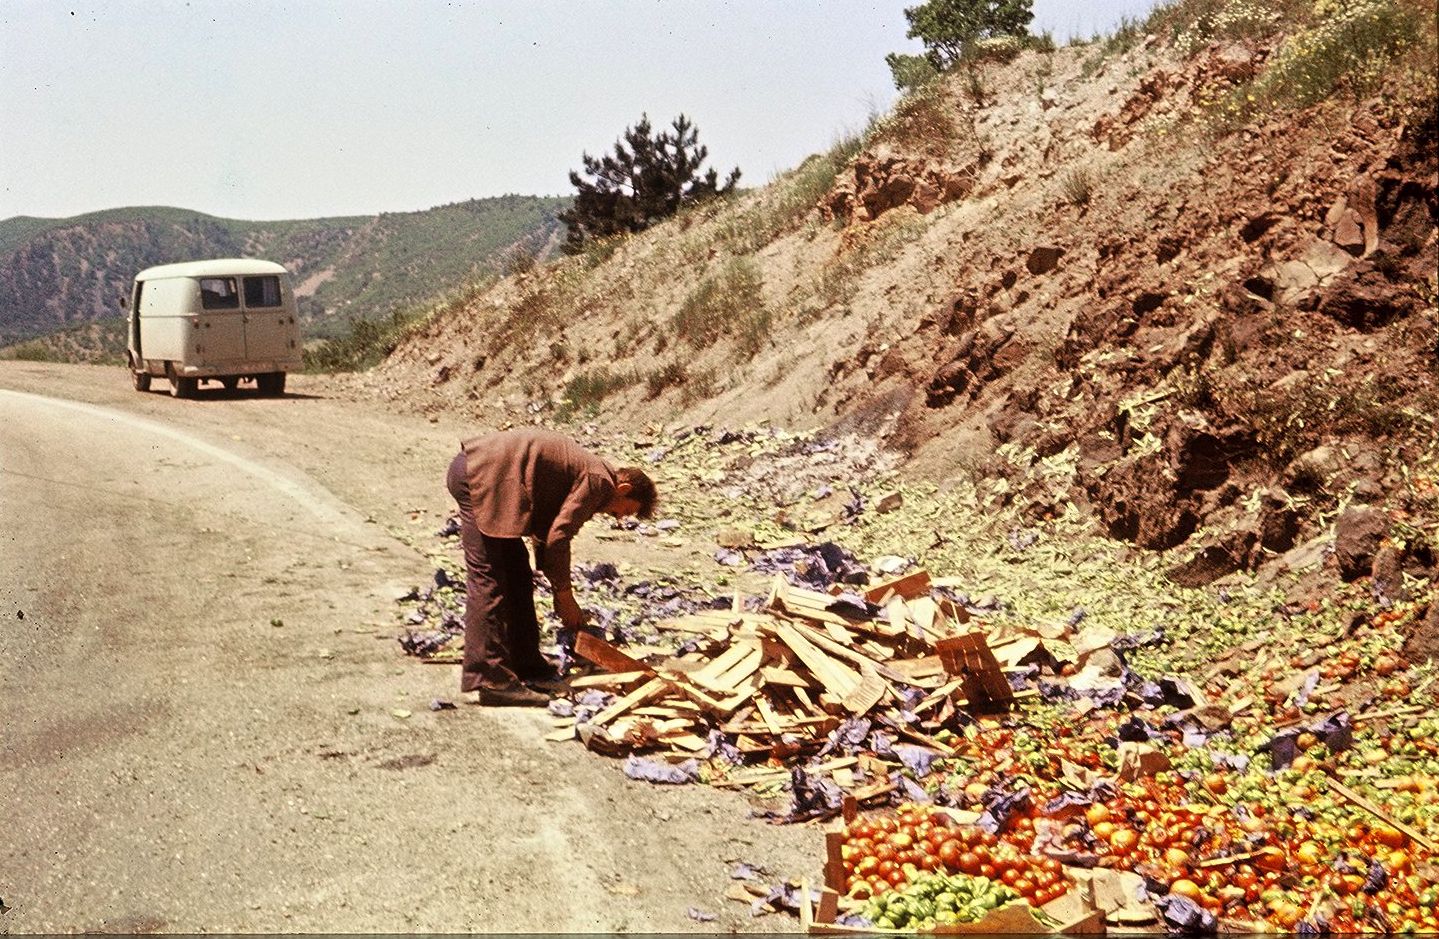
[2,0,1158,222]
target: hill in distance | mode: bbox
[0,195,569,352]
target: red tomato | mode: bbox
[938,840,962,868]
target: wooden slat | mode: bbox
[914,677,966,713]
[568,670,648,688]
[662,733,709,752]
[864,569,932,603]
[884,596,910,638]
[886,655,946,680]
[788,620,911,685]
[709,643,764,691]
[840,669,888,716]
[908,597,938,635]
[590,677,666,726]
[769,622,861,698]
[759,666,812,688]
[1325,778,1438,852]
[689,641,757,687]
[754,696,785,735]
[575,632,653,674]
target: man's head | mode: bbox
[605,466,657,520]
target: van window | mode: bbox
[199,277,240,310]
[244,275,282,308]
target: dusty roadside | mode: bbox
[0,361,819,933]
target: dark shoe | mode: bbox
[475,683,550,707]
[522,672,570,695]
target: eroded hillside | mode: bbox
[349,0,1437,598]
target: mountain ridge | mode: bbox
[0,195,568,347]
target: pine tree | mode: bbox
[559,114,740,254]
[902,0,1034,68]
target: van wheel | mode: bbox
[132,370,152,392]
[257,372,286,396]
[170,376,198,399]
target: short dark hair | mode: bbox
[616,466,658,519]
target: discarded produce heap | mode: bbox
[393,423,1436,933]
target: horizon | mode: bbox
[3,0,1159,223]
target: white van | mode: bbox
[125,258,303,397]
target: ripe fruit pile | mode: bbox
[839,804,1071,909]
[834,693,1437,933]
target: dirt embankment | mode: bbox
[336,27,1436,610]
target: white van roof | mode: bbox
[135,258,289,281]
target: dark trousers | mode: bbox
[446,450,546,692]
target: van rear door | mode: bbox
[198,276,246,361]
[241,274,293,360]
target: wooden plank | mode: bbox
[754,696,786,735]
[769,622,861,698]
[794,686,818,713]
[632,703,702,718]
[915,677,966,713]
[689,641,756,687]
[908,597,938,636]
[864,569,931,603]
[937,595,971,627]
[936,632,1014,706]
[840,669,888,716]
[886,655,946,680]
[544,726,577,742]
[884,595,910,639]
[1325,778,1438,852]
[568,670,648,688]
[590,677,666,726]
[575,631,653,674]
[759,666,812,688]
[788,620,911,685]
[661,733,709,752]
[710,644,764,691]
[721,714,835,733]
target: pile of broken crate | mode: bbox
[546,568,1049,801]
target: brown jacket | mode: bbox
[460,428,616,591]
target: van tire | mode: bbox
[257,372,286,396]
[132,370,151,392]
[170,376,198,399]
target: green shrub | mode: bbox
[719,129,867,252]
[1060,166,1097,206]
[886,52,941,92]
[303,308,421,372]
[556,367,637,419]
[672,258,766,348]
[4,341,62,362]
[1252,0,1418,105]
[645,362,688,398]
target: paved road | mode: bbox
[0,363,817,933]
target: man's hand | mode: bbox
[553,588,586,630]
